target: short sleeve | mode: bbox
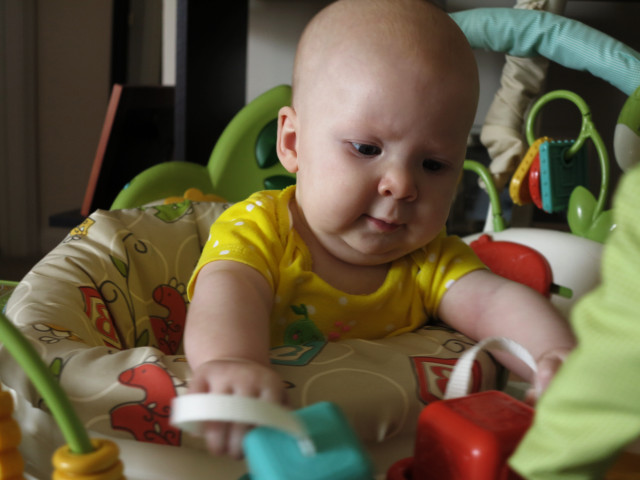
[187,191,287,299]
[414,232,487,316]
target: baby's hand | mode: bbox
[187,358,287,459]
[525,347,572,405]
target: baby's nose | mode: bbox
[378,167,417,201]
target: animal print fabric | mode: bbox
[0,201,500,451]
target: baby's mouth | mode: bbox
[366,215,401,233]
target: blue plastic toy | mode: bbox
[539,139,588,213]
[243,402,374,480]
[170,393,374,480]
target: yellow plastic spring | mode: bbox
[52,438,125,480]
[0,389,25,480]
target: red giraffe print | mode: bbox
[149,282,187,355]
[110,362,181,445]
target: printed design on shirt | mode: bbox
[284,304,325,344]
[327,319,354,341]
[410,356,482,404]
[270,304,326,366]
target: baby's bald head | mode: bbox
[291,0,478,115]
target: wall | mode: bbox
[0,0,39,258]
[36,1,112,252]
[246,0,332,103]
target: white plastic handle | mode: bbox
[170,393,316,455]
[444,336,537,399]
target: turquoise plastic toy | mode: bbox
[243,402,374,480]
[539,140,588,214]
[170,392,374,480]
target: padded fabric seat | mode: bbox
[0,202,501,477]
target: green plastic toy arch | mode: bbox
[111,85,293,209]
[206,84,294,202]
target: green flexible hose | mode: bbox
[0,310,94,454]
[463,160,507,233]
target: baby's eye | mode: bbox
[423,159,444,172]
[351,143,381,156]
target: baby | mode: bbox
[185,0,575,459]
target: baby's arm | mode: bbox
[184,260,285,458]
[438,269,575,399]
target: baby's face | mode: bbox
[284,49,477,267]
[278,0,478,267]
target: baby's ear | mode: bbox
[277,106,299,173]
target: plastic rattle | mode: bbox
[509,136,551,206]
[171,394,374,480]
[388,390,532,480]
[539,139,588,213]
[388,338,536,480]
[529,153,543,210]
[526,90,613,242]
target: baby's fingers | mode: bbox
[228,423,252,459]
[526,349,571,404]
[535,352,568,392]
[202,421,252,459]
[202,421,232,457]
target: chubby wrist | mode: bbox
[199,356,270,369]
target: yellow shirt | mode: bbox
[188,186,485,347]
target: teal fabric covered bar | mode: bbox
[451,8,640,96]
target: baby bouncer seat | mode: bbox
[1,6,639,479]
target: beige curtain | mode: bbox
[480,0,568,192]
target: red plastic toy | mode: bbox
[387,390,533,480]
[470,234,553,297]
[529,154,543,210]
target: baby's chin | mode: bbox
[317,221,438,266]
[329,239,417,267]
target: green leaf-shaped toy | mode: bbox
[568,186,615,243]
